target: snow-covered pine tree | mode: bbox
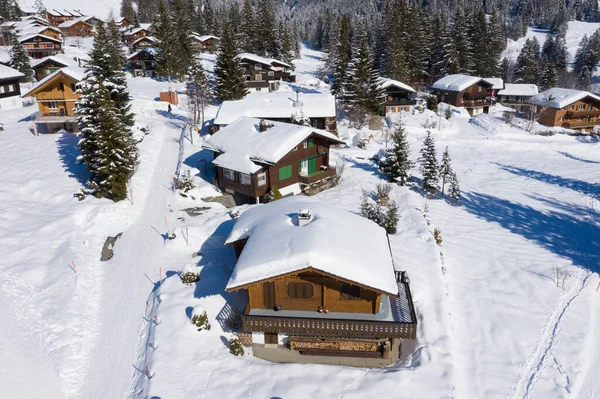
[10,35,33,82]
[379,120,413,186]
[154,0,177,79]
[438,146,454,195]
[171,0,195,80]
[120,0,135,23]
[448,171,461,204]
[383,201,399,234]
[419,131,439,196]
[278,22,295,69]
[452,9,474,74]
[290,110,311,126]
[255,0,279,58]
[382,0,407,81]
[34,0,45,18]
[404,4,430,85]
[538,54,557,90]
[214,26,248,101]
[239,0,257,53]
[485,10,505,77]
[345,32,382,114]
[330,15,351,97]
[514,38,538,84]
[428,15,446,83]
[186,59,211,131]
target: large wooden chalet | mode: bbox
[19,33,63,59]
[212,92,337,134]
[431,74,495,116]
[130,36,157,52]
[191,33,220,53]
[238,53,296,92]
[58,18,94,36]
[225,196,417,366]
[203,117,344,204]
[22,67,84,134]
[378,78,417,115]
[128,48,157,77]
[527,88,600,133]
[123,26,151,45]
[45,9,85,26]
[0,64,24,111]
[31,55,83,81]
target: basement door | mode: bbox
[263,281,275,309]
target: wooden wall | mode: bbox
[538,98,600,132]
[33,74,81,116]
[246,271,382,314]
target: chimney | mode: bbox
[293,90,303,108]
[258,119,272,132]
[298,209,312,226]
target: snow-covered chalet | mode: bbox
[496,83,539,113]
[225,196,417,366]
[431,74,495,116]
[0,64,24,111]
[527,88,600,133]
[237,53,296,92]
[203,117,344,204]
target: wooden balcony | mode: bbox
[565,109,600,118]
[298,167,336,185]
[562,120,600,129]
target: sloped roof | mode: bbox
[485,77,504,90]
[237,52,292,69]
[498,84,539,97]
[225,196,399,295]
[0,64,24,80]
[127,48,157,60]
[58,18,92,28]
[527,87,600,109]
[214,92,336,125]
[30,54,80,69]
[377,77,416,93]
[204,116,344,174]
[22,67,85,97]
[431,74,493,92]
[124,27,148,36]
[132,35,157,45]
[18,33,62,43]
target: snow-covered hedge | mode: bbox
[191,305,210,331]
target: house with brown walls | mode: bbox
[212,92,337,134]
[527,88,600,133]
[0,64,24,111]
[497,84,539,113]
[190,33,220,53]
[130,36,157,51]
[127,48,157,77]
[237,53,296,92]
[431,74,495,116]
[203,117,344,204]
[46,9,85,26]
[123,26,151,45]
[19,33,63,59]
[378,77,417,115]
[22,67,84,134]
[58,19,94,37]
[115,17,130,28]
[224,196,417,366]
[31,54,83,81]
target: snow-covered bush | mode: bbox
[74,187,87,201]
[268,185,283,202]
[433,228,443,245]
[225,307,243,331]
[444,107,452,120]
[181,271,199,285]
[383,201,399,234]
[360,193,399,234]
[376,183,391,205]
[177,170,195,193]
[191,306,210,331]
[229,337,244,356]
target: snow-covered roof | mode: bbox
[124,27,149,36]
[0,64,24,80]
[131,35,156,45]
[485,77,504,90]
[0,50,11,65]
[204,116,344,174]
[497,84,539,97]
[22,67,85,97]
[214,92,336,126]
[431,74,493,92]
[127,48,157,60]
[192,34,219,42]
[527,87,600,109]
[18,33,62,43]
[17,25,62,36]
[237,52,291,69]
[225,196,399,295]
[31,54,80,69]
[58,18,92,28]
[377,77,416,93]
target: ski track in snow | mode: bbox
[512,272,592,399]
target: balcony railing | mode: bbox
[565,109,600,118]
[298,167,336,184]
[385,98,417,106]
[562,120,600,129]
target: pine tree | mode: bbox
[383,201,399,234]
[10,35,33,82]
[379,121,413,185]
[154,0,177,79]
[448,172,461,204]
[419,131,439,196]
[278,22,295,69]
[514,38,538,83]
[34,0,45,18]
[439,146,454,195]
[120,0,135,22]
[330,15,351,97]
[214,26,248,101]
[172,0,195,79]
[345,33,382,113]
[239,0,256,53]
[255,0,278,57]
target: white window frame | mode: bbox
[254,64,262,70]
[257,172,266,186]
[478,86,482,92]
[223,168,235,181]
[303,140,308,149]
[240,173,251,185]
[268,71,274,76]
[48,101,59,109]
[0,86,4,94]
[8,84,14,92]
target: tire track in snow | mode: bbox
[511,271,592,399]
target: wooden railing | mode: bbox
[563,120,600,129]
[298,167,336,184]
[243,314,417,339]
[565,109,600,118]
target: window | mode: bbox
[255,74,262,81]
[287,282,313,298]
[240,173,251,185]
[59,82,64,91]
[579,104,585,110]
[268,71,274,76]
[292,146,298,151]
[71,84,76,92]
[340,284,361,300]
[278,165,292,181]
[223,168,235,181]
[0,86,4,93]
[478,86,482,92]
[303,139,308,149]
[8,84,14,92]
[257,172,266,186]
[48,101,59,109]
[254,64,262,70]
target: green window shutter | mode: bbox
[278,165,292,181]
[308,138,314,148]
[308,158,317,174]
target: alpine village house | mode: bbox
[225,196,417,366]
[22,67,84,134]
[527,88,600,133]
[431,74,495,116]
[203,117,344,204]
[378,78,417,115]
[496,83,539,113]
[0,64,24,111]
[238,53,296,92]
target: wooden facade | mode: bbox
[128,50,157,77]
[46,10,84,26]
[124,28,150,45]
[20,35,62,59]
[60,20,94,37]
[239,55,296,93]
[382,86,417,115]
[131,36,156,51]
[213,133,336,203]
[536,97,600,133]
[0,75,22,111]
[432,80,494,116]
[32,59,70,81]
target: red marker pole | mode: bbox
[159,266,162,284]
[186,227,189,246]
[596,281,600,292]
[71,261,77,274]
[164,216,167,226]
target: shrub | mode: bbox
[376,183,391,205]
[224,307,243,331]
[433,228,443,245]
[181,271,199,285]
[444,107,452,120]
[229,337,244,356]
[269,185,283,201]
[177,170,195,193]
[383,201,399,234]
[191,307,210,331]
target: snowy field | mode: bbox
[1,37,600,399]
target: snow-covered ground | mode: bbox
[1,39,600,399]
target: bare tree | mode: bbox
[526,105,548,132]
[186,59,211,143]
[551,266,572,289]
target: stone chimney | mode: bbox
[298,209,312,226]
